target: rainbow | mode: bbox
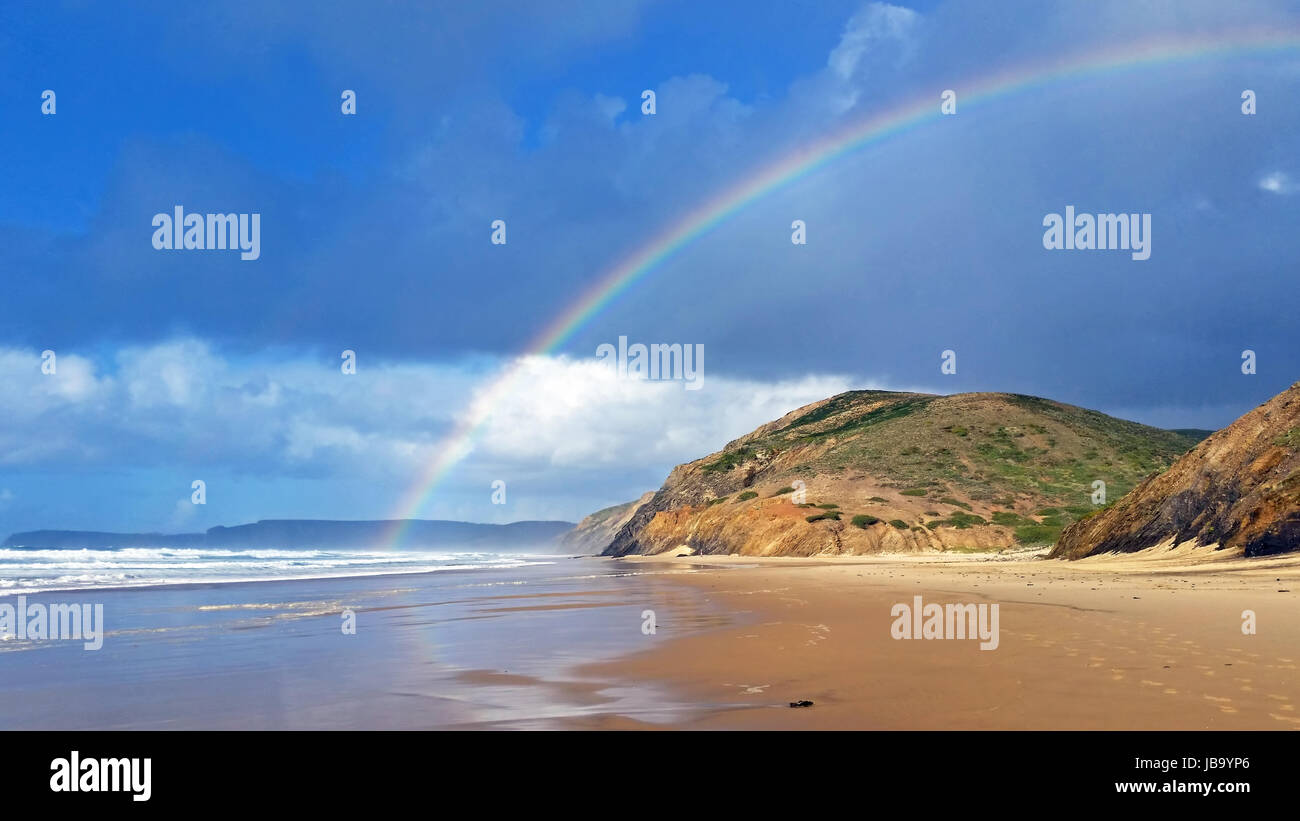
[384,28,1300,545]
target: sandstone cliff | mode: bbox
[1052,383,1300,559]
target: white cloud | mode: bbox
[469,354,855,470]
[0,349,108,415]
[0,340,868,494]
[120,339,223,408]
[828,2,920,81]
[168,496,199,529]
[1258,171,1297,195]
[593,93,627,123]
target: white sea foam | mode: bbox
[0,547,556,595]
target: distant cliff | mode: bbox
[4,519,575,550]
[559,493,654,554]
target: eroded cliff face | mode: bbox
[559,492,654,554]
[1053,383,1300,559]
[602,390,1201,557]
[626,494,1017,556]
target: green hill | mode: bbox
[602,390,1201,557]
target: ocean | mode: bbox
[0,546,560,596]
[0,550,738,729]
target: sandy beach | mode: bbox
[4,546,1298,730]
[573,546,1300,730]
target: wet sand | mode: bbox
[0,558,733,729]
[570,545,1300,729]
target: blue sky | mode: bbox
[2,0,1299,535]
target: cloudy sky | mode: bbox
[1,0,1298,534]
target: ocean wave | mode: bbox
[0,549,557,595]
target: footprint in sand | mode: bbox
[1271,713,1300,725]
[1163,688,1179,695]
[1140,680,1164,687]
